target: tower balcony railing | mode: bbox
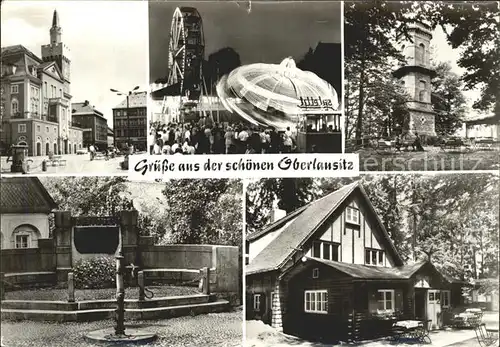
[49,97,69,107]
[10,112,42,120]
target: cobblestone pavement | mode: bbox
[0,154,125,175]
[1,311,243,347]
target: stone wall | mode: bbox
[2,210,239,296]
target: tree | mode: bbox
[41,176,133,217]
[419,1,500,112]
[246,178,317,233]
[161,179,242,246]
[344,0,413,143]
[431,61,467,135]
[206,47,241,94]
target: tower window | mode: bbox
[417,43,426,66]
[11,85,19,94]
[12,99,19,114]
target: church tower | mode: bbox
[393,22,437,137]
[41,10,71,92]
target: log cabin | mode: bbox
[246,181,464,343]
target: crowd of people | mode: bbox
[148,116,298,155]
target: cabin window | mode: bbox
[442,290,450,308]
[253,294,261,311]
[312,268,319,278]
[305,290,328,314]
[312,241,340,261]
[346,207,359,224]
[15,234,29,248]
[365,249,385,266]
[377,289,395,311]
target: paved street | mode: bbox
[0,311,243,347]
[0,154,126,175]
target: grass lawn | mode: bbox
[357,147,499,171]
[5,285,200,301]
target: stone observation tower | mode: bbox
[393,22,437,137]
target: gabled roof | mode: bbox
[113,91,147,109]
[0,177,57,214]
[72,102,104,117]
[247,204,309,242]
[1,45,43,64]
[246,181,404,275]
[38,61,64,81]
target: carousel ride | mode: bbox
[152,6,342,152]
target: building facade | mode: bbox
[0,10,83,156]
[107,127,114,147]
[112,91,147,151]
[393,22,437,137]
[71,100,109,149]
[0,177,57,249]
[246,182,463,343]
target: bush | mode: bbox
[73,256,116,289]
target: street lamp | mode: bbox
[110,86,140,152]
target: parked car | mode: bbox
[76,148,89,155]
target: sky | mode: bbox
[149,1,342,83]
[430,26,482,115]
[1,1,149,128]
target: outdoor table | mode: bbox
[394,320,422,330]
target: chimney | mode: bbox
[269,208,286,223]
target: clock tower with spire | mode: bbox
[41,10,71,93]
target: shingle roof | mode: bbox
[306,257,427,280]
[1,45,43,64]
[113,91,147,109]
[246,182,360,275]
[0,177,57,214]
[246,182,404,275]
[247,204,309,241]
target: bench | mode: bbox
[474,324,499,347]
[46,155,67,167]
[440,138,468,151]
[474,139,498,151]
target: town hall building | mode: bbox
[246,182,464,343]
[1,10,83,156]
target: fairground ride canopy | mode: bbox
[216,57,339,130]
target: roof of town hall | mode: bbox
[0,177,57,214]
[246,181,404,276]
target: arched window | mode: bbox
[12,224,41,248]
[419,80,427,102]
[11,99,19,114]
[418,43,426,66]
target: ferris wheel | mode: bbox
[167,7,205,100]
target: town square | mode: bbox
[1,2,148,174]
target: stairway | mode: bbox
[0,294,230,322]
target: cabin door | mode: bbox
[427,289,442,330]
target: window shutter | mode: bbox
[245,293,254,319]
[260,293,267,314]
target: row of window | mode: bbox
[114,109,147,117]
[311,240,386,267]
[251,289,451,316]
[114,119,146,127]
[115,129,146,138]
